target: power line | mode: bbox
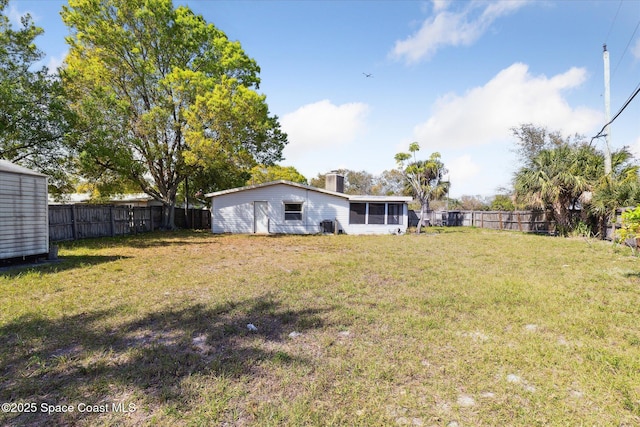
[591,81,640,143]
[612,18,640,79]
[605,0,624,43]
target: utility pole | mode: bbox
[603,44,612,176]
[603,44,615,242]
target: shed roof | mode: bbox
[0,159,47,177]
[205,180,412,203]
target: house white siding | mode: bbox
[0,161,49,260]
[211,183,348,234]
[209,181,410,235]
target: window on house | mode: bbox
[349,203,366,224]
[284,203,303,221]
[368,203,386,224]
[387,203,402,225]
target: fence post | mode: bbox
[517,212,522,232]
[130,207,135,235]
[71,205,78,240]
[110,206,115,237]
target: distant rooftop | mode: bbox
[48,193,155,205]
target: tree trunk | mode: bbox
[184,176,190,229]
[552,203,571,236]
[416,201,429,234]
[161,202,176,230]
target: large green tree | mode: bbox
[309,169,406,196]
[310,169,379,195]
[511,123,567,167]
[395,143,449,233]
[372,169,406,196]
[0,0,75,193]
[490,194,515,211]
[61,0,286,228]
[246,164,307,185]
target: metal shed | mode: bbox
[0,160,49,260]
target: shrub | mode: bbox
[617,206,640,253]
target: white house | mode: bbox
[206,174,412,235]
[0,160,49,260]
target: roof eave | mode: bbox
[347,195,413,202]
[205,180,350,199]
[205,180,413,203]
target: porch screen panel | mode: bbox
[368,203,385,224]
[349,203,366,224]
[388,203,402,225]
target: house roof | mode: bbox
[0,159,47,177]
[205,180,413,203]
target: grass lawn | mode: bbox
[1,228,640,426]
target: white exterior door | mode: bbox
[254,201,269,233]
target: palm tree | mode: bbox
[396,143,449,233]
[513,144,595,236]
[588,148,640,237]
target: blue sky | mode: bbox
[7,0,640,197]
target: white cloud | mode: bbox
[432,0,450,13]
[391,0,530,64]
[412,63,601,149]
[46,53,67,73]
[7,4,25,27]
[280,100,370,156]
[447,154,481,189]
[630,136,640,159]
[632,37,640,61]
[6,4,41,28]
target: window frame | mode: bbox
[283,202,303,221]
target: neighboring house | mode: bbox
[49,192,163,207]
[206,173,412,235]
[0,160,49,260]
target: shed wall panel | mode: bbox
[0,169,49,260]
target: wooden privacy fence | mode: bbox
[457,210,554,234]
[438,209,625,238]
[49,205,210,242]
[409,210,556,234]
[174,207,211,230]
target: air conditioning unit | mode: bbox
[320,220,335,234]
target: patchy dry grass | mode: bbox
[1,229,640,426]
